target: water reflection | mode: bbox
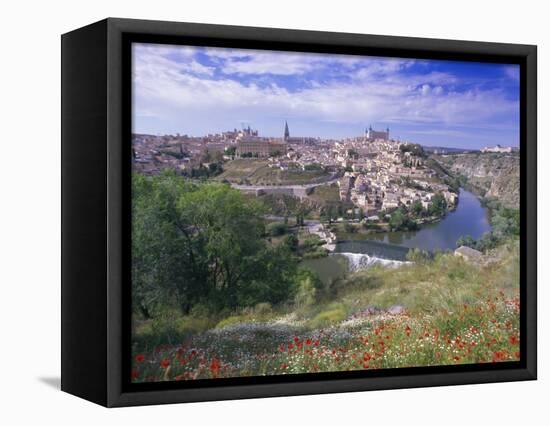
[362,189,491,251]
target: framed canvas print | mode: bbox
[61,18,537,407]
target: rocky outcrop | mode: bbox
[432,153,519,209]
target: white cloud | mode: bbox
[132,43,519,137]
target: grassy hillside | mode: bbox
[131,241,520,382]
[215,159,267,182]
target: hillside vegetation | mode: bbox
[132,240,520,382]
[432,153,519,209]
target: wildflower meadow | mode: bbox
[131,242,520,382]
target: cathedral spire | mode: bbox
[284,121,290,141]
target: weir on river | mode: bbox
[332,239,411,273]
[336,252,410,272]
[334,239,411,261]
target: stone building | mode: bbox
[236,136,286,158]
[365,125,390,141]
[481,144,513,153]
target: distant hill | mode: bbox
[422,146,478,154]
[432,152,520,209]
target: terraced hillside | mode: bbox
[216,159,333,185]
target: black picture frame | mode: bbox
[61,17,537,407]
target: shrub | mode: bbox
[267,222,287,236]
[132,302,224,354]
[215,315,245,329]
[308,303,347,328]
[294,270,321,307]
[406,248,432,263]
[302,234,324,248]
[189,302,214,318]
[344,223,359,233]
[254,302,273,317]
[283,233,299,252]
[363,221,380,230]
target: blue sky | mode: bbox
[132,43,520,149]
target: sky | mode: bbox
[132,43,520,149]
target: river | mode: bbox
[301,189,491,277]
[361,189,491,252]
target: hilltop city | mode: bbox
[132,122,476,219]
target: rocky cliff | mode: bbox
[432,153,520,209]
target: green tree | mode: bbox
[389,207,418,231]
[267,222,287,236]
[411,200,424,217]
[492,207,520,238]
[283,233,299,252]
[389,208,406,231]
[456,235,476,249]
[132,171,297,314]
[399,143,426,157]
[428,194,447,216]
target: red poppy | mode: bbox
[135,354,145,363]
[405,325,411,337]
[509,335,519,345]
[160,358,171,369]
[131,369,138,380]
[305,338,312,346]
[293,336,300,343]
[209,358,221,376]
[492,351,507,363]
